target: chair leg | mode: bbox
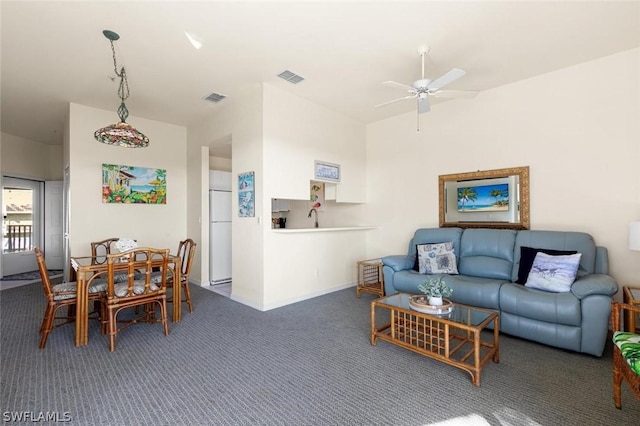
[39,304,54,349]
[108,307,117,352]
[160,299,169,336]
[183,282,193,313]
[613,366,623,409]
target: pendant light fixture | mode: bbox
[94,30,149,148]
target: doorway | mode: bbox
[1,177,42,276]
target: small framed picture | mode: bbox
[314,160,340,183]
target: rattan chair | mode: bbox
[35,247,105,348]
[611,301,640,408]
[170,239,197,313]
[90,237,120,265]
[102,247,170,352]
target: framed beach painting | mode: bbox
[102,164,166,204]
[457,183,509,212]
[238,171,255,217]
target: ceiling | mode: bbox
[2,1,639,157]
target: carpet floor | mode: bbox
[0,283,637,425]
[0,269,62,281]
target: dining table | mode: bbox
[70,253,182,347]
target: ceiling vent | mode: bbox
[203,92,226,103]
[277,70,304,84]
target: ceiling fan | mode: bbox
[376,46,477,117]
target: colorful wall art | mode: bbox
[102,164,166,204]
[238,171,255,217]
[457,183,509,212]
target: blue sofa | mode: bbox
[382,228,618,356]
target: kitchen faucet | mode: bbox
[308,208,319,228]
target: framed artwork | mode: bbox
[238,171,255,217]
[457,183,509,212]
[314,160,340,183]
[310,181,325,211]
[102,163,166,204]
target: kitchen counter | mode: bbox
[272,226,376,233]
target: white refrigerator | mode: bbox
[210,189,232,284]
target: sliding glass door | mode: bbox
[2,177,42,276]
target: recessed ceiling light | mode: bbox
[185,31,203,50]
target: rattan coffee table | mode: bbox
[371,292,499,386]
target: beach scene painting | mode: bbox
[102,164,166,204]
[457,183,509,212]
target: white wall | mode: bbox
[67,103,187,256]
[261,83,368,309]
[1,132,63,180]
[187,101,235,285]
[365,48,640,297]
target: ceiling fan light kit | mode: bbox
[94,29,150,148]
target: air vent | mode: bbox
[203,92,226,103]
[277,70,305,84]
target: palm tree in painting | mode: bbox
[489,188,509,207]
[458,187,478,210]
[489,188,505,206]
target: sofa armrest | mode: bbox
[571,274,618,299]
[382,255,414,272]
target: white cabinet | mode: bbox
[271,199,290,212]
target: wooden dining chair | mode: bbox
[90,237,120,265]
[171,238,197,313]
[102,247,170,352]
[35,247,105,348]
[612,302,640,408]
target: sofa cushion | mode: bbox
[416,242,459,274]
[525,252,581,293]
[512,231,596,282]
[613,331,640,376]
[500,282,581,326]
[444,274,504,310]
[458,229,516,280]
[515,246,578,284]
[409,228,463,271]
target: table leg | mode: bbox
[75,273,89,347]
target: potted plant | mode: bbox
[417,276,453,306]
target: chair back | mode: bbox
[176,239,197,282]
[106,247,169,299]
[90,237,120,265]
[34,247,55,300]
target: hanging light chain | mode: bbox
[109,40,130,102]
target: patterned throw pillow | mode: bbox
[416,242,459,275]
[613,331,640,376]
[524,252,581,292]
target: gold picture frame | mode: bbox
[439,166,530,230]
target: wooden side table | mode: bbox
[356,259,384,298]
[623,286,640,333]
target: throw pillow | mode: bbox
[416,242,459,275]
[524,252,582,293]
[516,246,578,284]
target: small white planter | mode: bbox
[429,296,443,306]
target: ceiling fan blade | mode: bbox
[427,68,466,91]
[375,94,417,108]
[418,96,430,114]
[432,89,478,99]
[382,80,416,93]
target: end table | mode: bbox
[356,259,384,298]
[623,286,640,333]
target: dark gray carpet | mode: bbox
[1,283,637,425]
[0,269,62,281]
